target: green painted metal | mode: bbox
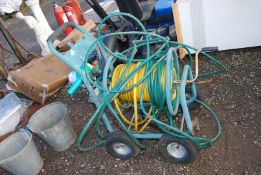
[47,12,225,155]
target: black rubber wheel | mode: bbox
[105,131,140,160]
[158,134,198,164]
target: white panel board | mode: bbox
[176,0,261,51]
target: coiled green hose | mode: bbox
[76,12,225,151]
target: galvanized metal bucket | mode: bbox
[0,131,43,175]
[28,102,76,152]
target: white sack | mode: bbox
[0,0,23,15]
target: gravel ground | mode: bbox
[0,1,261,175]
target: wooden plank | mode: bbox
[172,3,186,59]
[0,43,8,80]
[0,63,8,80]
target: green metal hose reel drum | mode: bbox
[47,12,225,164]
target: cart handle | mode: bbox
[47,22,91,50]
[48,22,80,44]
[47,22,91,63]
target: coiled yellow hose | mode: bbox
[111,63,177,133]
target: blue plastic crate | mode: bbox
[155,0,176,17]
[148,0,176,28]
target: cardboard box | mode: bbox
[6,54,71,104]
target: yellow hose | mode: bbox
[111,63,177,133]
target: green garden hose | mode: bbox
[76,12,225,151]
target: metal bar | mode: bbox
[132,133,162,139]
[0,17,28,64]
[85,0,118,30]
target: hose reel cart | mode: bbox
[47,13,225,164]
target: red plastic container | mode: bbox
[65,0,86,25]
[64,5,79,24]
[54,3,72,35]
